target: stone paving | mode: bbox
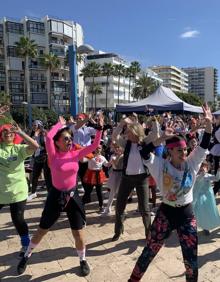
[0,188,220,282]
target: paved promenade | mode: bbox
[1,188,220,282]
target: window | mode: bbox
[0,72,5,81]
[30,82,47,92]
[27,21,45,34]
[6,21,24,34]
[9,82,24,93]
[7,46,17,57]
[31,93,48,104]
[50,20,64,34]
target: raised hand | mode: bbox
[162,127,175,140]
[97,113,104,127]
[10,123,22,134]
[59,116,66,126]
[202,103,212,123]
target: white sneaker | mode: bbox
[100,208,112,216]
[27,193,37,202]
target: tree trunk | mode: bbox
[95,91,97,113]
[92,76,95,111]
[128,77,131,102]
[105,76,109,110]
[117,75,120,104]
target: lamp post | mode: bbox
[22,101,32,130]
[21,101,27,130]
[68,44,94,116]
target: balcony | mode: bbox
[49,39,68,46]
[51,76,69,82]
[30,76,47,81]
[9,76,24,81]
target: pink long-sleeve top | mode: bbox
[46,122,102,191]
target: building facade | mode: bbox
[85,53,163,110]
[0,15,84,113]
[85,52,132,110]
[182,67,218,103]
[150,65,188,93]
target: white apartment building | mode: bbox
[85,52,133,110]
[0,15,84,112]
[182,67,218,103]
[145,68,163,84]
[84,53,163,110]
[150,65,188,93]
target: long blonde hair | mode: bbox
[127,123,146,143]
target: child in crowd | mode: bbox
[193,160,220,235]
[82,145,109,212]
[102,142,124,215]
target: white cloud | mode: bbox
[180,30,200,39]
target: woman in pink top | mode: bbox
[17,116,103,277]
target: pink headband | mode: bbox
[166,140,187,149]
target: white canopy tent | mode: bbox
[116,86,203,113]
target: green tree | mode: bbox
[101,63,114,109]
[15,36,38,105]
[175,91,203,106]
[88,83,102,112]
[125,67,133,102]
[83,62,101,111]
[0,91,13,124]
[40,53,60,109]
[132,73,158,100]
[114,64,126,104]
[80,64,91,112]
[130,61,141,89]
[0,91,10,105]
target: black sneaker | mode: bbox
[17,256,29,275]
[80,260,90,276]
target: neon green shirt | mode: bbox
[0,143,31,204]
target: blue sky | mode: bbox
[1,1,220,75]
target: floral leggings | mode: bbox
[129,203,198,282]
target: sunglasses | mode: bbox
[63,136,73,142]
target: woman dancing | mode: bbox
[128,104,212,282]
[17,115,103,277]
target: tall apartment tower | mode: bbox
[182,67,218,103]
[0,15,84,112]
[150,65,188,93]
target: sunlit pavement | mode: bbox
[1,188,220,282]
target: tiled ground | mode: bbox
[1,188,220,282]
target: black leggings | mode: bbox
[0,200,28,236]
[82,184,103,207]
[31,160,52,193]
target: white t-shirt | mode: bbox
[88,155,108,170]
[126,143,145,175]
[143,146,208,206]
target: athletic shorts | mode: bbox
[39,186,86,230]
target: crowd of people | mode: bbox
[0,103,220,281]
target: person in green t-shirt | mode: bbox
[0,107,39,256]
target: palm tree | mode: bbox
[132,73,158,100]
[125,66,133,102]
[40,53,60,108]
[130,61,141,99]
[114,64,126,104]
[84,62,101,111]
[101,63,114,110]
[15,36,38,106]
[88,83,102,112]
[80,64,91,112]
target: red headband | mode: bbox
[166,140,187,149]
[0,124,23,144]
